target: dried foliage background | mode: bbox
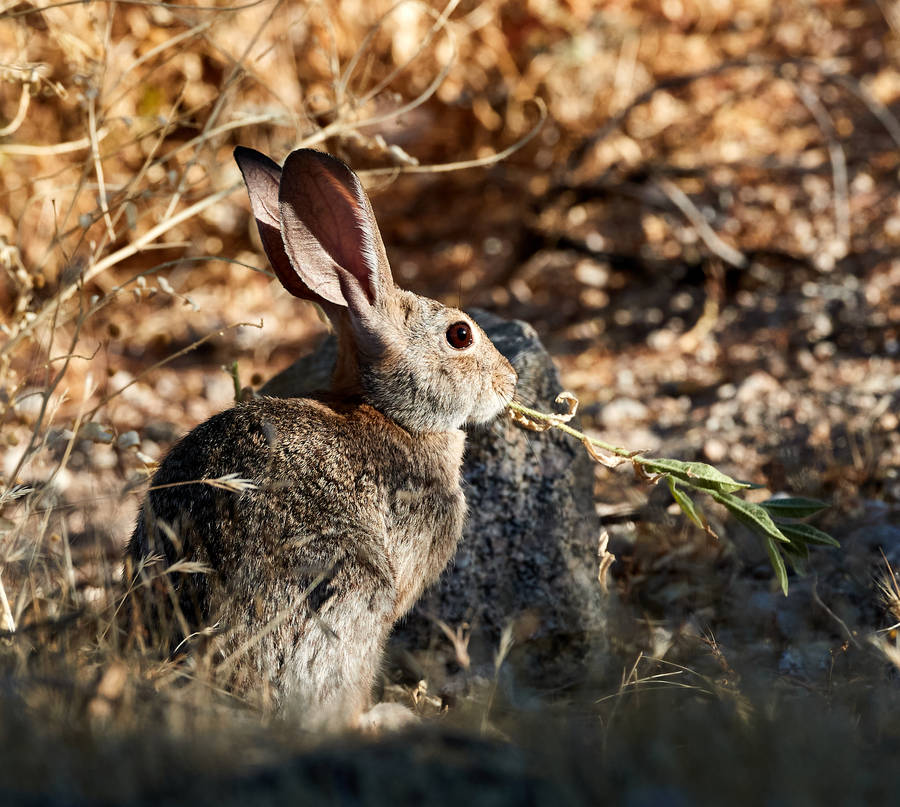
[1,0,899,802]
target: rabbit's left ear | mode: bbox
[277,149,394,311]
[233,147,318,301]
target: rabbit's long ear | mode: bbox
[277,148,393,311]
[234,147,317,301]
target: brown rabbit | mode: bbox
[127,148,517,730]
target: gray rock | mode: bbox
[845,522,900,561]
[778,640,832,679]
[261,310,609,684]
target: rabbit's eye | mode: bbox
[446,321,473,350]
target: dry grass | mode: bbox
[2,0,900,802]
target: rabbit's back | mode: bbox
[129,395,467,708]
[130,397,388,576]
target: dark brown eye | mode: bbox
[446,321,473,349]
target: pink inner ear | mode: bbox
[279,150,380,307]
[309,166,380,296]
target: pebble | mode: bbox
[116,431,141,450]
[77,422,114,444]
[601,397,650,427]
[736,371,780,404]
[703,437,727,463]
[12,388,45,419]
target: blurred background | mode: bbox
[2,0,898,605]
[1,0,899,801]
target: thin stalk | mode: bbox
[507,400,642,461]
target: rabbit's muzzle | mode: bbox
[495,358,518,403]
[468,354,516,426]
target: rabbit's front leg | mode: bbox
[271,535,397,729]
[358,702,419,733]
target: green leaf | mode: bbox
[640,458,751,494]
[667,477,706,531]
[760,497,830,518]
[764,536,789,596]
[777,522,840,548]
[781,540,810,560]
[712,491,791,544]
[780,540,809,576]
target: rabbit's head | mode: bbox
[235,147,517,433]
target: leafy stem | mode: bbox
[508,396,838,595]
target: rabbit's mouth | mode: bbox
[466,368,517,427]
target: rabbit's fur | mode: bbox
[127,148,517,730]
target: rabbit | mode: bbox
[126,146,518,731]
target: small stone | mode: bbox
[78,422,114,444]
[703,437,727,463]
[117,430,141,450]
[601,397,649,428]
[13,389,45,419]
[47,429,76,449]
[574,259,610,287]
[91,447,119,471]
[143,422,180,443]
[647,328,676,351]
[736,371,780,404]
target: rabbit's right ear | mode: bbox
[234,147,317,301]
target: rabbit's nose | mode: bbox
[504,358,518,386]
[499,361,518,398]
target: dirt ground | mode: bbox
[1,1,899,803]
